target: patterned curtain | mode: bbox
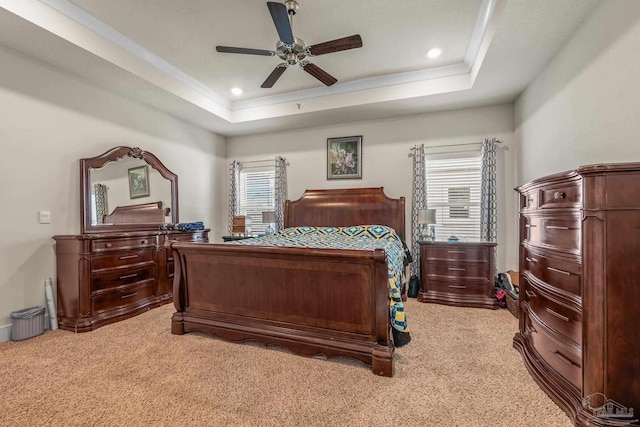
[228,161,241,233]
[410,144,427,278]
[94,183,108,224]
[480,138,498,244]
[274,156,287,232]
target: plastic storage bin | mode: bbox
[11,306,45,341]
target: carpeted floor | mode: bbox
[0,300,571,427]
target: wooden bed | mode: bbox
[169,187,406,376]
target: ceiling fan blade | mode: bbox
[261,65,288,88]
[308,34,363,56]
[302,63,337,86]
[267,2,294,45]
[216,46,275,56]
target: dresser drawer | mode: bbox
[424,245,489,262]
[91,263,156,292]
[523,215,581,252]
[539,182,581,209]
[523,248,581,296]
[424,278,490,296]
[91,281,156,314]
[91,236,156,253]
[92,249,155,271]
[525,280,582,346]
[525,309,582,390]
[425,261,488,279]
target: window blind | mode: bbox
[425,151,482,241]
[238,167,275,234]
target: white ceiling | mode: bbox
[0,0,600,136]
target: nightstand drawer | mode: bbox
[424,278,490,296]
[424,246,489,262]
[425,261,488,279]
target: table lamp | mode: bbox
[418,208,437,241]
[262,210,276,235]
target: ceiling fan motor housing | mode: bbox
[276,38,307,64]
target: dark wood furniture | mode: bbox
[103,201,168,224]
[417,241,498,309]
[169,187,405,377]
[514,163,640,426]
[53,146,209,332]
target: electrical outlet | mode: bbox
[39,210,51,224]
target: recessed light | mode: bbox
[426,47,442,59]
[230,87,243,95]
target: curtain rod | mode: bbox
[411,140,503,150]
[231,157,286,165]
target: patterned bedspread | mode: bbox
[226,225,410,338]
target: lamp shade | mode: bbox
[418,208,436,225]
[262,210,276,223]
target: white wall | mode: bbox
[0,46,226,341]
[515,0,640,184]
[226,104,517,272]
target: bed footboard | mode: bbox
[169,241,394,376]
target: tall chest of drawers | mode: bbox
[53,229,208,332]
[514,163,640,426]
[418,241,498,309]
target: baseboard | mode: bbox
[0,323,10,342]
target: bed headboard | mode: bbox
[284,187,406,240]
[103,201,168,224]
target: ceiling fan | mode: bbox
[216,0,363,88]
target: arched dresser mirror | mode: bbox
[53,146,209,332]
[81,146,178,233]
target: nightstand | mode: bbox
[418,241,498,309]
[222,235,255,242]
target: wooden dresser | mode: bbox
[418,241,498,309]
[53,229,208,332]
[514,163,640,426]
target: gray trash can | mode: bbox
[11,306,45,341]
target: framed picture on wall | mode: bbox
[128,165,150,199]
[327,135,362,179]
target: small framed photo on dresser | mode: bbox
[327,135,362,180]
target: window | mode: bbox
[425,152,482,241]
[238,166,275,235]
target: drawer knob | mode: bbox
[119,273,139,280]
[525,256,538,263]
[120,292,138,300]
[141,240,147,245]
[553,191,566,200]
[105,242,113,248]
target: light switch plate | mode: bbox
[39,210,51,224]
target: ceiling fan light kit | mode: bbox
[216,1,363,89]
